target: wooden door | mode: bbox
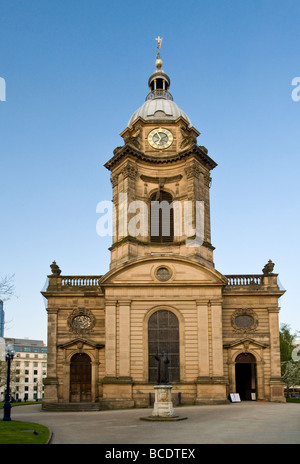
[70,353,91,402]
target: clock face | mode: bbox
[72,315,92,329]
[148,128,173,150]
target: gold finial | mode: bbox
[155,36,163,70]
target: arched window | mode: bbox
[150,191,174,243]
[148,310,179,382]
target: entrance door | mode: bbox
[70,353,91,402]
[235,353,256,400]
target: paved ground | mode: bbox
[10,402,300,445]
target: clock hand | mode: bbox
[155,130,161,142]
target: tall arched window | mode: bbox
[148,310,179,382]
[150,191,174,243]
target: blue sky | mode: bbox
[0,0,299,341]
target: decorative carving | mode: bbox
[110,174,119,187]
[124,136,141,149]
[180,125,197,148]
[50,261,61,276]
[184,164,201,179]
[68,307,96,336]
[122,162,138,179]
[124,127,142,149]
[113,146,122,155]
[140,174,182,184]
[231,309,258,333]
[262,260,275,275]
[199,146,208,154]
[203,172,212,187]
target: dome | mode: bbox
[127,44,192,129]
[127,97,192,128]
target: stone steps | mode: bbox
[42,402,101,412]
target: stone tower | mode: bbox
[105,43,217,270]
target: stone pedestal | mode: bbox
[140,385,187,422]
[152,385,175,417]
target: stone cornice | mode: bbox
[104,143,217,171]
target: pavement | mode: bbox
[8,401,300,445]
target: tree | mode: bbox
[280,323,300,397]
[0,274,15,302]
[280,323,297,364]
[282,361,300,396]
[0,274,16,398]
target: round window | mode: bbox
[156,267,171,281]
[234,315,254,329]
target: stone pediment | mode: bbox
[57,337,105,350]
[224,337,269,350]
[99,256,227,286]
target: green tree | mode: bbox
[280,323,297,364]
[280,323,299,397]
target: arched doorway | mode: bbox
[148,310,179,382]
[70,353,91,402]
[235,353,257,400]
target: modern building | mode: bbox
[1,338,47,401]
[42,41,286,410]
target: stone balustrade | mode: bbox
[226,275,262,286]
[61,276,102,287]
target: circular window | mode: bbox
[156,267,171,281]
[231,309,258,333]
[234,315,254,329]
[72,315,92,329]
[67,308,95,334]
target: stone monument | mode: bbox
[152,351,175,417]
[140,350,187,421]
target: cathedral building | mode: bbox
[42,41,285,410]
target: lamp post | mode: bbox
[3,344,15,421]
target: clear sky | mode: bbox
[0,0,299,342]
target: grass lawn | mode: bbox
[286,397,300,403]
[0,401,42,408]
[0,420,51,444]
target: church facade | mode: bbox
[42,43,285,410]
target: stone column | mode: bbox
[119,300,131,379]
[42,308,59,407]
[104,301,117,378]
[269,308,285,401]
[196,299,227,403]
[197,300,209,377]
[269,308,282,379]
[101,300,134,408]
[211,300,224,377]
